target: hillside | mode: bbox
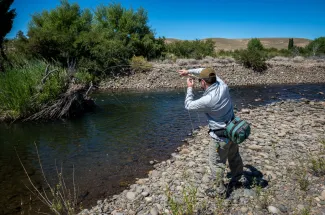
[165,38,311,51]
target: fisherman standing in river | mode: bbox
[177,67,247,197]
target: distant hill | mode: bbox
[165,38,311,51]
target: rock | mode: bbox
[267,206,279,214]
[141,192,149,197]
[188,161,196,167]
[297,204,305,210]
[180,148,190,154]
[241,108,250,114]
[150,207,159,215]
[202,175,210,183]
[151,170,160,178]
[240,207,249,213]
[126,192,136,201]
[244,189,256,198]
[145,197,153,203]
[149,160,154,165]
[321,190,325,200]
[247,144,262,150]
[278,204,288,213]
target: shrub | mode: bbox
[306,37,325,56]
[129,56,152,73]
[235,49,267,72]
[166,39,216,59]
[247,38,264,52]
[74,70,95,84]
[310,156,325,176]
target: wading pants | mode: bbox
[209,137,243,185]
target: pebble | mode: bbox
[241,109,250,114]
[321,190,325,200]
[297,204,305,210]
[267,206,280,214]
[240,207,249,213]
[278,204,288,213]
[126,192,136,201]
[150,207,159,215]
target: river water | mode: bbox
[1,84,325,214]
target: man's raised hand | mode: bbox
[177,69,189,76]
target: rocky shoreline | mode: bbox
[80,100,325,215]
[99,57,325,90]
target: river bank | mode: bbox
[99,57,325,90]
[80,99,325,215]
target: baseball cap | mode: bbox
[199,68,216,79]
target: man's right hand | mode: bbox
[177,69,189,76]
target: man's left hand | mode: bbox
[187,78,194,88]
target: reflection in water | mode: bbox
[0,84,324,214]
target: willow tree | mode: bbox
[86,3,165,74]
[0,0,16,71]
[27,0,92,67]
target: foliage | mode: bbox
[247,38,264,52]
[74,70,95,84]
[129,56,152,72]
[0,60,67,119]
[310,156,325,176]
[306,37,325,56]
[166,39,215,59]
[0,0,16,71]
[234,49,267,72]
[34,2,166,76]
[166,185,198,215]
[27,0,92,66]
[288,38,294,50]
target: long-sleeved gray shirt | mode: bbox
[185,68,234,131]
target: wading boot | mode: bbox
[205,182,227,198]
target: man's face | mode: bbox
[199,79,206,90]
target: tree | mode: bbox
[306,37,325,56]
[247,38,264,51]
[0,0,16,71]
[27,0,92,67]
[288,38,294,50]
[84,3,165,74]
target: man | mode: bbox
[177,67,245,196]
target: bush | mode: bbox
[235,49,267,72]
[129,56,152,73]
[247,38,264,52]
[306,37,325,56]
[166,39,215,59]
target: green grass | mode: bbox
[0,60,67,120]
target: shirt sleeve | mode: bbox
[188,68,205,75]
[185,87,211,111]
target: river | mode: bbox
[0,83,324,214]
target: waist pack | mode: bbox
[225,117,251,144]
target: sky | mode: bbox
[7,0,325,40]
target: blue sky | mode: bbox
[7,0,325,40]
